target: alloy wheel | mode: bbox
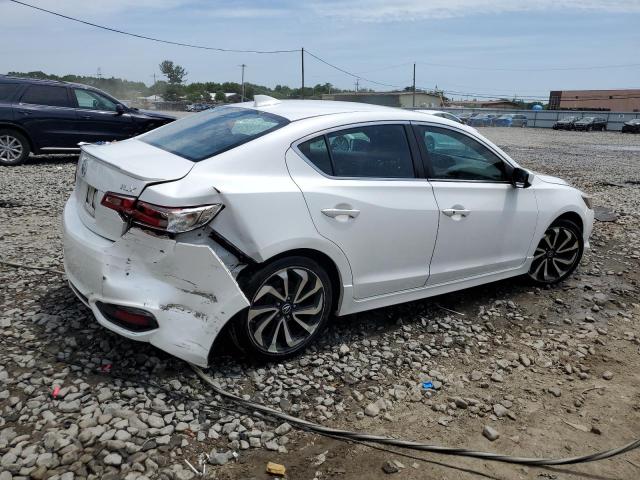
[0,135,23,163]
[247,267,326,354]
[529,226,580,283]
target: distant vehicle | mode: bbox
[621,118,640,133]
[574,116,607,131]
[456,112,474,124]
[0,75,175,165]
[417,110,464,124]
[552,116,580,130]
[187,103,213,112]
[494,114,528,128]
[468,114,498,127]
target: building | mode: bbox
[447,99,521,109]
[321,91,442,108]
[548,89,640,111]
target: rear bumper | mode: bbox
[63,196,249,366]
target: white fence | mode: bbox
[407,108,640,131]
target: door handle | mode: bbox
[321,208,360,219]
[17,110,31,115]
[442,208,471,217]
[81,115,92,119]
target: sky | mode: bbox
[2,0,640,100]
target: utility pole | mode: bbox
[239,64,247,102]
[97,67,102,79]
[412,63,416,108]
[355,78,359,93]
[301,47,305,100]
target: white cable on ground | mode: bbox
[192,365,640,466]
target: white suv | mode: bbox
[63,96,594,366]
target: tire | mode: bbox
[528,219,583,286]
[602,125,607,131]
[230,256,333,362]
[0,129,30,166]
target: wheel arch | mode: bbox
[0,123,36,153]
[552,211,583,232]
[236,247,344,315]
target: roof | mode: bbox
[0,74,111,94]
[232,99,416,121]
[326,91,439,97]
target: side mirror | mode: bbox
[115,104,126,115]
[511,167,532,188]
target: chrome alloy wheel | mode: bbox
[0,134,23,163]
[529,226,580,283]
[247,267,326,354]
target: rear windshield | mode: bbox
[141,106,289,161]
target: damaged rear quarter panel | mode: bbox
[103,228,249,363]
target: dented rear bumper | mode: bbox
[62,196,249,366]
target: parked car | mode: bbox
[621,118,640,133]
[456,112,474,124]
[552,116,581,130]
[574,116,607,131]
[493,114,527,127]
[467,114,496,127]
[187,103,213,112]
[63,96,593,365]
[0,75,175,165]
[417,110,464,124]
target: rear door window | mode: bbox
[0,84,20,102]
[141,106,289,162]
[20,85,71,108]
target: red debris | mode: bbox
[52,385,61,398]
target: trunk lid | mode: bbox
[74,138,194,240]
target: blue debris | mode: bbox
[421,381,434,390]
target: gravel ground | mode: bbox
[1,128,640,480]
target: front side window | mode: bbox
[415,125,507,181]
[74,89,118,111]
[20,85,71,108]
[141,106,289,162]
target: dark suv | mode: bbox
[0,76,175,165]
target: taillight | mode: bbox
[96,302,158,332]
[101,192,223,233]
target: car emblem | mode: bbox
[120,184,137,193]
[80,159,87,177]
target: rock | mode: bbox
[548,387,562,398]
[364,403,380,417]
[382,460,404,474]
[490,372,504,383]
[275,422,292,436]
[104,453,122,466]
[602,371,614,380]
[493,404,508,418]
[482,425,500,441]
[454,398,468,409]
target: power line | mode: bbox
[305,50,405,89]
[8,0,299,54]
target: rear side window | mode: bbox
[0,84,19,101]
[20,85,71,107]
[298,137,332,175]
[141,106,289,162]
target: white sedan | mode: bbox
[63,96,594,366]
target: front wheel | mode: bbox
[528,220,583,285]
[231,256,333,361]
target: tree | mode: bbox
[214,91,226,102]
[159,60,187,101]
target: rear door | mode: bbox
[16,84,78,149]
[287,122,440,299]
[413,123,538,285]
[71,88,135,142]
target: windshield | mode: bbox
[141,106,289,161]
[580,117,594,121]
[498,115,512,119]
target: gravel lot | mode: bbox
[1,127,640,480]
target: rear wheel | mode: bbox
[528,219,583,285]
[231,256,333,361]
[0,129,30,166]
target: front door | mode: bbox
[72,88,135,142]
[413,123,538,285]
[287,123,440,299]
